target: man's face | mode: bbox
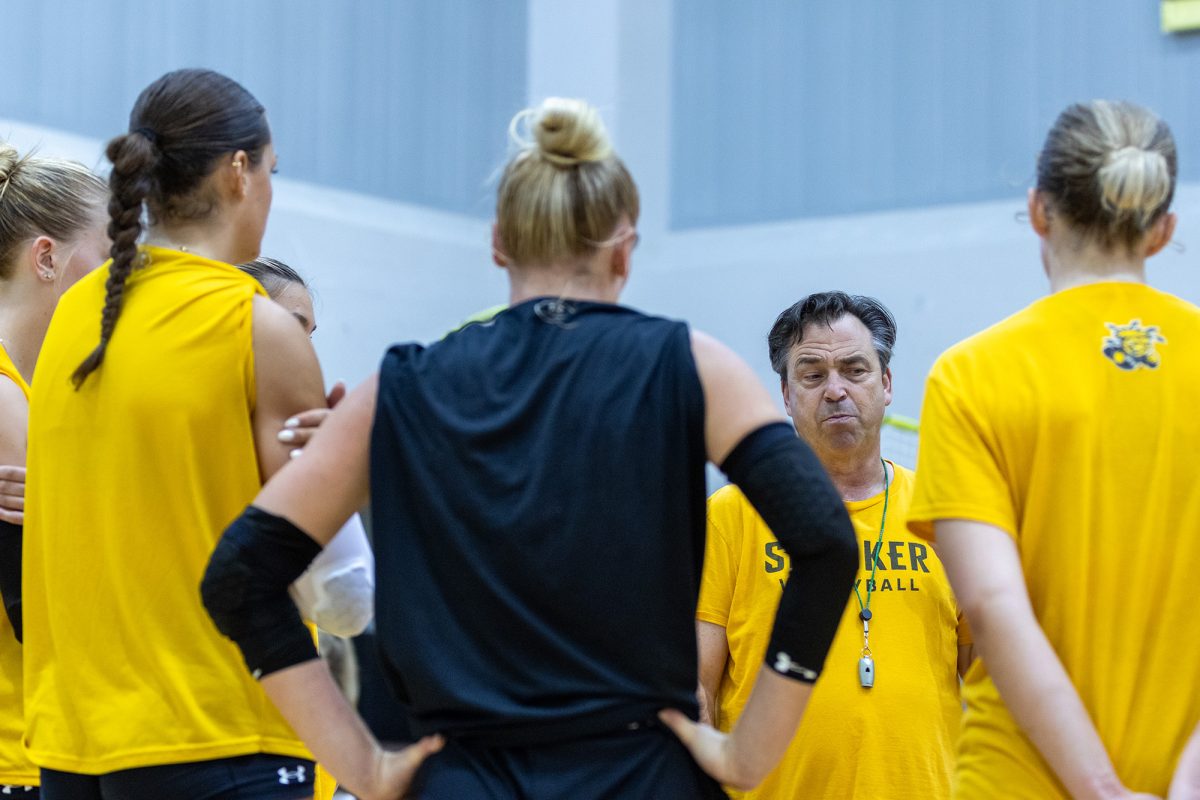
[781,314,893,458]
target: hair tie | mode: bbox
[134,127,159,147]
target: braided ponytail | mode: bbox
[70,68,270,389]
[71,132,156,388]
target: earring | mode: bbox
[40,271,53,281]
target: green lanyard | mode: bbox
[852,459,890,622]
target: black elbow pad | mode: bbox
[0,521,23,643]
[201,506,322,678]
[722,423,857,682]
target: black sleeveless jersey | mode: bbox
[369,298,708,745]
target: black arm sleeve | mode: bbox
[0,521,21,642]
[200,506,322,679]
[721,422,857,683]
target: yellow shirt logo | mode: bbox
[1102,319,1165,370]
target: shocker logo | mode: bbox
[1102,320,1165,371]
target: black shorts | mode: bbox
[39,754,315,800]
[0,785,38,797]
[410,718,729,800]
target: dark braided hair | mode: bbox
[72,69,271,388]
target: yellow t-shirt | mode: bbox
[24,246,311,773]
[908,282,1200,797]
[0,346,35,786]
[698,463,968,799]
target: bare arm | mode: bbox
[664,668,814,791]
[251,295,328,482]
[251,376,437,798]
[692,330,783,465]
[253,373,375,544]
[661,330,823,791]
[276,380,347,457]
[264,660,441,800]
[0,380,27,468]
[936,520,1156,800]
[695,620,729,727]
[245,304,438,797]
[0,466,25,525]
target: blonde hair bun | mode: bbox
[1098,144,1171,224]
[496,97,637,267]
[1037,100,1176,252]
[511,97,613,167]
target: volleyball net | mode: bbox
[881,414,919,470]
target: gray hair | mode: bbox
[768,291,897,379]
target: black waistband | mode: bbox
[431,702,670,749]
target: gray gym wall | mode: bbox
[3,0,1200,421]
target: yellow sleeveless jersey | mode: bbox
[909,282,1200,797]
[0,345,35,786]
[24,246,311,773]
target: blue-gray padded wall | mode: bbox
[0,0,526,217]
[672,1,1200,228]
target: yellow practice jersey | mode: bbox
[0,346,35,786]
[908,282,1200,797]
[699,463,968,799]
[24,246,311,773]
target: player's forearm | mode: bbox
[696,681,716,727]
[971,593,1123,799]
[723,667,812,790]
[261,660,386,799]
[695,620,729,728]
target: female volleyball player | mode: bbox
[907,101,1200,797]
[202,97,858,800]
[238,256,375,642]
[0,144,108,798]
[237,256,372,800]
[19,68,375,799]
[240,257,318,336]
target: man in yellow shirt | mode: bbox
[697,291,972,799]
